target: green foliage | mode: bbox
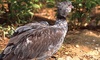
[46,0,55,8]
[8,0,42,24]
[0,0,43,24]
[69,0,100,27]
[0,25,15,37]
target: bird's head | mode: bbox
[57,1,74,19]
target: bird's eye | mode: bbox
[68,4,71,6]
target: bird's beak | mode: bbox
[72,6,74,8]
[71,5,74,8]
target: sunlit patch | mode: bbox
[84,30,100,38]
[48,44,54,51]
[25,38,32,46]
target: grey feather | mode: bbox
[11,21,49,37]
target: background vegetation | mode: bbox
[0,0,100,37]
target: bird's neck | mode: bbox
[57,15,66,20]
[55,18,68,30]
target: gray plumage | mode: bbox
[0,1,73,60]
[11,21,49,37]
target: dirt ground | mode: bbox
[0,29,100,60]
[52,29,100,60]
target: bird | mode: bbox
[0,1,73,60]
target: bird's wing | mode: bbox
[3,27,64,60]
[11,22,49,37]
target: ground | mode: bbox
[0,29,100,60]
[52,29,100,60]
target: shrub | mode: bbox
[70,0,100,28]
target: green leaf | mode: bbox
[78,3,82,7]
[32,4,41,9]
[47,0,55,4]
[34,0,39,2]
[76,0,82,3]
